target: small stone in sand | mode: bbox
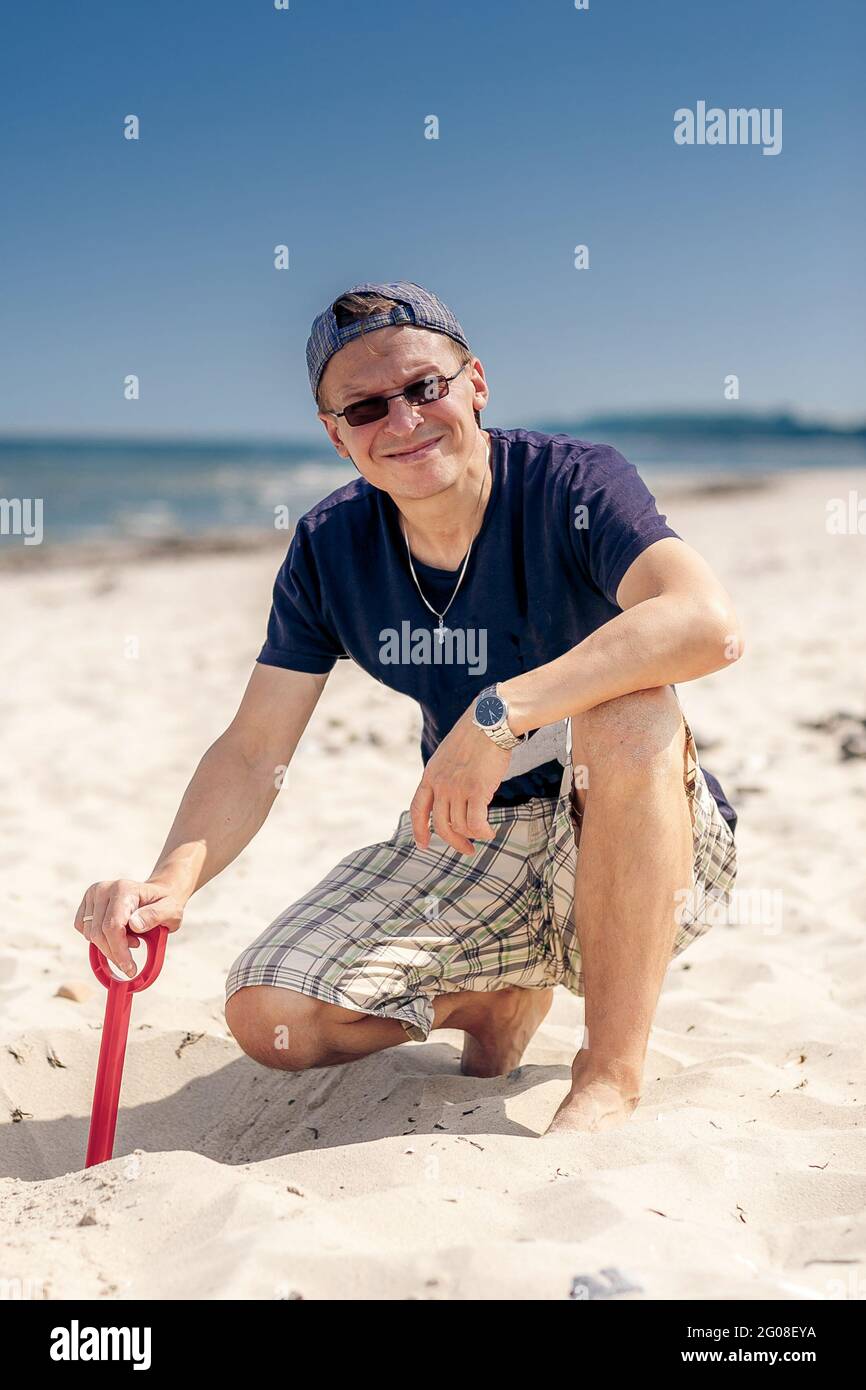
[840,729,866,760]
[56,981,93,1003]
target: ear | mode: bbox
[317,411,350,458]
[468,357,490,414]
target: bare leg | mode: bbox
[225,980,553,1075]
[545,686,693,1135]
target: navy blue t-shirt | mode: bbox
[259,427,736,833]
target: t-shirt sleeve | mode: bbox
[565,443,680,606]
[257,520,347,674]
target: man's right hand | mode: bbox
[73,880,185,977]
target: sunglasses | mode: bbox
[327,361,469,428]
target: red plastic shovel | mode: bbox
[84,924,169,1168]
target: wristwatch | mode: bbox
[471,683,529,752]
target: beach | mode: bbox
[1,465,864,1302]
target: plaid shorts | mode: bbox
[225,712,737,1042]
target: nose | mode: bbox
[383,390,424,436]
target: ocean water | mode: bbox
[0,438,355,547]
[0,428,863,548]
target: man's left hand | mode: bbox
[409,705,512,855]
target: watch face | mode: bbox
[475,694,506,727]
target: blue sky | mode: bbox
[1,0,863,439]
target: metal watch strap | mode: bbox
[476,683,527,751]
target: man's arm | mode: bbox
[146,663,328,898]
[409,538,743,856]
[499,538,744,734]
[73,664,329,975]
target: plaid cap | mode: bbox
[306,280,470,400]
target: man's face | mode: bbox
[316,326,489,500]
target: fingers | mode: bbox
[412,781,495,857]
[414,789,475,850]
[76,881,139,977]
[101,884,143,975]
[127,905,158,933]
[87,883,111,952]
[129,899,182,934]
[74,886,94,938]
[74,878,182,984]
[466,795,495,842]
[411,783,472,854]
[446,796,494,852]
[431,796,476,857]
[410,784,434,850]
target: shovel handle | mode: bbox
[84,924,170,1168]
[89,923,169,993]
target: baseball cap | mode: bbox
[306,280,470,400]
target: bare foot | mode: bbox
[543,1076,641,1135]
[460,986,554,1078]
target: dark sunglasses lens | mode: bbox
[343,374,448,426]
[405,374,448,406]
[344,396,388,426]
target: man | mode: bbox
[75,281,741,1135]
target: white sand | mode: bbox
[1,467,865,1301]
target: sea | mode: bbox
[0,422,863,549]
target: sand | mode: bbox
[1,467,865,1301]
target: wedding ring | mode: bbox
[82,915,94,923]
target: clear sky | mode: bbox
[1,0,863,440]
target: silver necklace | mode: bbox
[399,434,491,645]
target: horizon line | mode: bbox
[1,406,865,449]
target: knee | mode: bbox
[225,985,330,1072]
[572,687,684,782]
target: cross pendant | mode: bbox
[435,620,449,644]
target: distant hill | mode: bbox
[532,412,866,441]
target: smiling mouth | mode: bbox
[385,436,444,460]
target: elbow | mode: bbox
[703,599,745,669]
